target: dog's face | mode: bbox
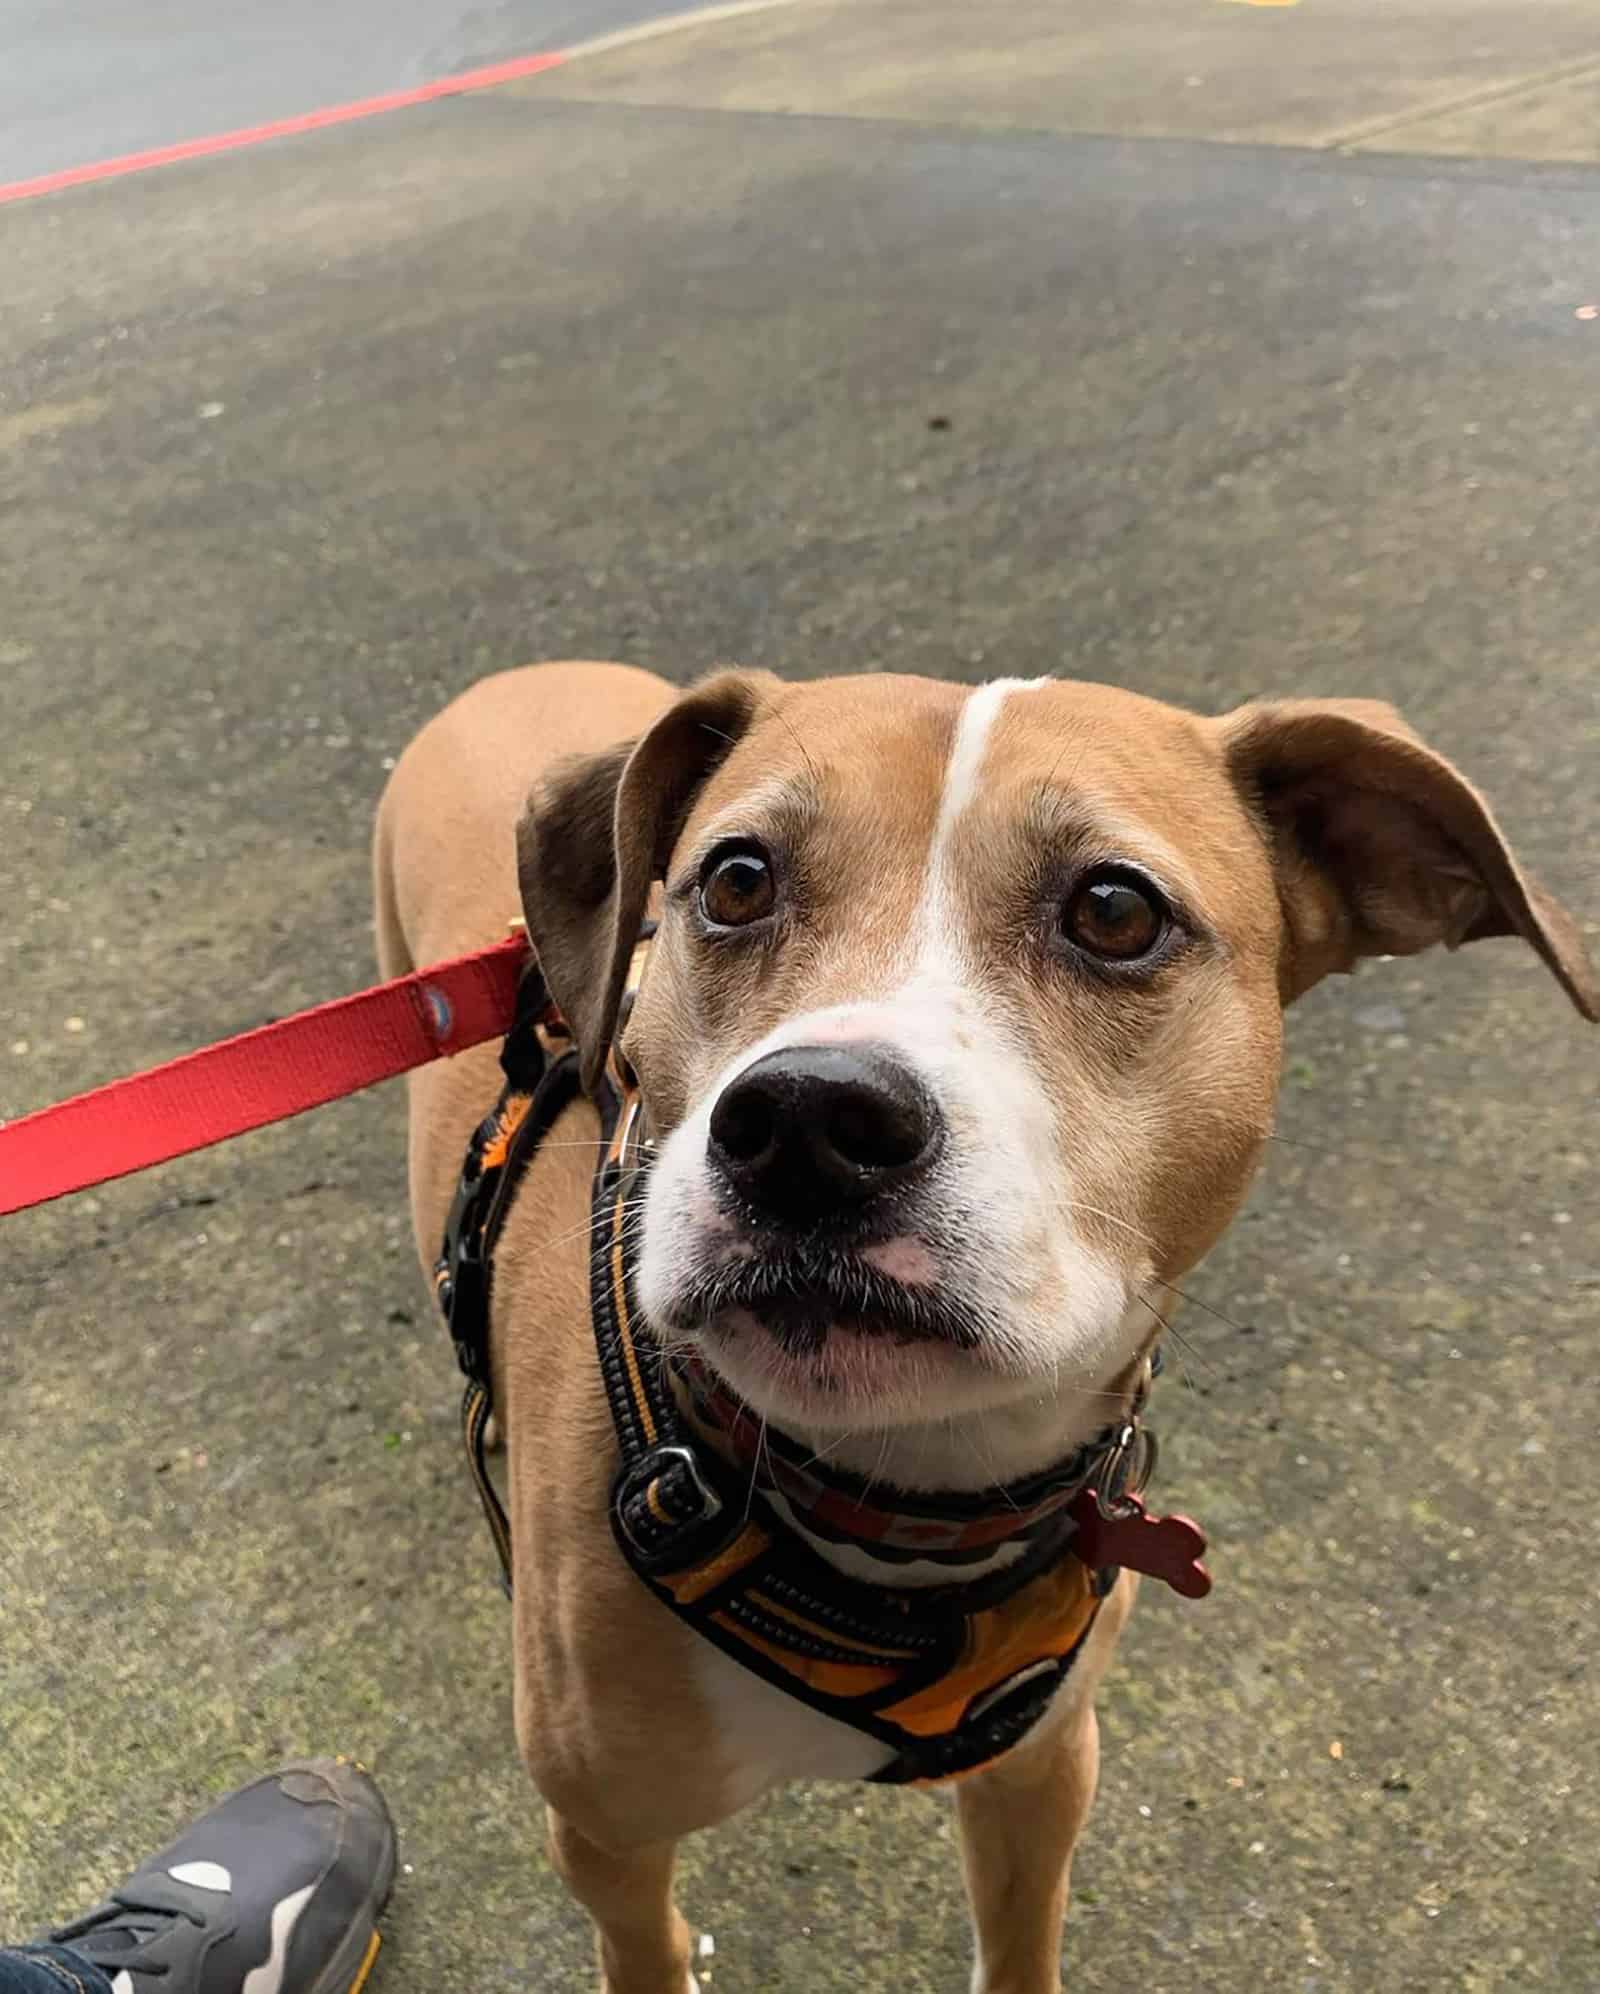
[521,672,1595,1445]
[629,676,1287,1434]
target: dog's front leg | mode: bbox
[956,1566,1135,1992]
[956,1701,1100,1994]
[955,1699,1100,1994]
[546,1808,697,1994]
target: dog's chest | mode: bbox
[693,1639,893,1799]
[693,1621,1092,1804]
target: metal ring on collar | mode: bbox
[1093,1420,1158,1522]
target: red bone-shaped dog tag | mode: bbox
[1068,1488,1213,1599]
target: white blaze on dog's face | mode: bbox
[518,670,1594,1476]
[628,675,1286,1445]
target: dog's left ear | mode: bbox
[518,669,779,1091]
[1215,697,1597,1019]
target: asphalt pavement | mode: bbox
[2,5,1598,1991]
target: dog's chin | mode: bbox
[685,1305,1023,1430]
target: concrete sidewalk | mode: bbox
[2,5,1597,1989]
[526,0,1600,159]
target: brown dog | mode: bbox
[374,662,1595,1993]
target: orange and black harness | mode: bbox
[435,933,1210,1786]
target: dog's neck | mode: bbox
[721,1292,1156,1493]
[775,1380,1131,1497]
[675,1313,1154,1588]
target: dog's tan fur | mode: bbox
[375,662,1594,1993]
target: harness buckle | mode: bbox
[444,1236,490,1383]
[613,1443,732,1574]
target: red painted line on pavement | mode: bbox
[0,48,568,207]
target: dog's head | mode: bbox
[519,672,1594,1459]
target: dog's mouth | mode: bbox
[669,1248,985,1358]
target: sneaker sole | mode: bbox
[302,1918,384,1994]
[302,1761,398,1994]
[346,1929,383,1994]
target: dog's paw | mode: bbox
[483,1410,504,1452]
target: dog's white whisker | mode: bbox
[741,1413,768,1526]
[1040,1200,1157,1245]
[1148,1277,1252,1337]
[866,1425,894,1505]
[521,1211,616,1256]
[794,1429,863,1473]
[1133,1293,1217,1386]
[959,1418,1024,1510]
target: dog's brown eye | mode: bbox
[1061,870,1168,961]
[700,846,776,928]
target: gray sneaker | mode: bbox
[39,1758,396,1994]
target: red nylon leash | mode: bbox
[0,934,529,1218]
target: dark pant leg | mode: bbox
[0,1946,116,1994]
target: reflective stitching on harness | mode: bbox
[609,1193,657,1451]
[742,1590,926,1663]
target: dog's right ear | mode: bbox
[1215,696,1597,1020]
[517,670,777,1092]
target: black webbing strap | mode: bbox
[434,954,594,1596]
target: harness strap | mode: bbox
[435,952,587,1595]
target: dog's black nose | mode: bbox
[708,1043,942,1221]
